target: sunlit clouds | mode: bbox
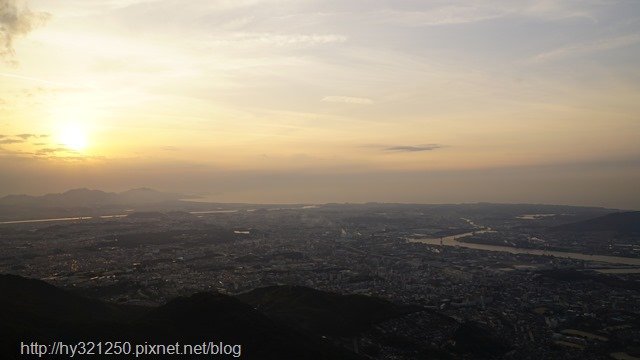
[1,0,639,208]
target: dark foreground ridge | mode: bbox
[0,274,362,359]
[0,274,518,359]
[237,285,421,338]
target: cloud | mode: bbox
[531,34,640,63]
[0,0,50,62]
[370,0,603,27]
[211,33,347,48]
[384,144,443,152]
[322,96,373,105]
[373,6,508,27]
[0,138,24,144]
[0,133,45,144]
[35,147,73,155]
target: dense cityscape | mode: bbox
[1,193,639,359]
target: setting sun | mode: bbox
[58,125,88,151]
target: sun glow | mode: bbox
[58,125,89,151]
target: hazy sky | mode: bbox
[1,0,639,208]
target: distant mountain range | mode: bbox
[553,211,640,235]
[0,188,183,208]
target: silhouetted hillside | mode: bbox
[0,275,362,360]
[0,274,139,358]
[553,211,640,235]
[237,285,420,338]
[0,274,133,326]
[453,321,511,358]
[135,292,361,359]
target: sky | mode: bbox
[1,0,639,209]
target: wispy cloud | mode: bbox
[211,33,347,48]
[532,34,640,63]
[0,0,50,62]
[35,147,74,155]
[371,0,602,27]
[0,138,24,144]
[384,144,443,152]
[322,96,373,105]
[0,133,46,144]
[372,6,508,27]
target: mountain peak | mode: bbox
[0,188,182,208]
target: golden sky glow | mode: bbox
[1,0,639,208]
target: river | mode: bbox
[408,230,640,266]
